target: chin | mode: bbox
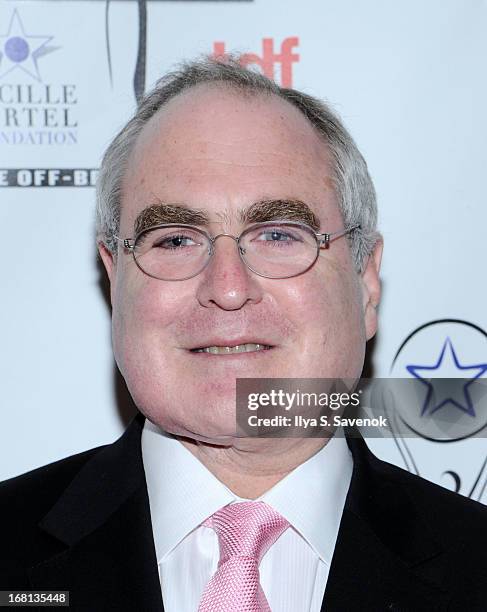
[167,420,239,446]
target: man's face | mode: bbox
[100,85,381,444]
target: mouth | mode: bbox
[190,343,273,355]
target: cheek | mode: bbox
[110,274,197,429]
[111,270,186,374]
[278,260,365,377]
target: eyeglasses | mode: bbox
[114,221,360,281]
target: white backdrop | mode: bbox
[1,0,486,503]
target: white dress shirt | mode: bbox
[142,419,353,612]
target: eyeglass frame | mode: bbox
[114,220,361,281]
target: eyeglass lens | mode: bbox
[132,223,320,281]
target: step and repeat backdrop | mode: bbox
[1,0,486,502]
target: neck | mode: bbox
[179,437,330,499]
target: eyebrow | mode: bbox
[241,199,320,231]
[133,198,321,235]
[134,204,209,235]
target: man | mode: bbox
[1,57,485,611]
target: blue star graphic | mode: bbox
[406,338,487,417]
[0,9,59,81]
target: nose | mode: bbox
[195,234,264,310]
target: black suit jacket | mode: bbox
[1,413,486,611]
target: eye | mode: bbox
[252,227,303,244]
[153,234,200,249]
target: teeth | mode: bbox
[193,343,270,354]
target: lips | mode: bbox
[187,336,276,355]
[191,343,272,354]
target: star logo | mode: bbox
[0,9,60,82]
[406,338,487,418]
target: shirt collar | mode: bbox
[258,429,353,564]
[142,419,353,566]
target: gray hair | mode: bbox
[96,56,379,270]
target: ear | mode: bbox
[360,238,383,341]
[98,241,116,306]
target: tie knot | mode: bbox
[206,501,289,566]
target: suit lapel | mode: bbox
[322,509,447,611]
[322,433,450,611]
[28,414,164,612]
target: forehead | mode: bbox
[120,84,339,231]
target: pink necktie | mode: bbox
[198,501,289,612]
